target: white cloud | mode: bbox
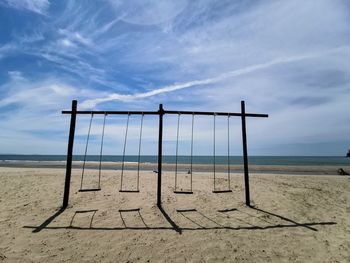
[80,45,349,108]
[108,0,188,25]
[2,0,50,15]
[0,74,106,153]
[0,82,74,108]
[7,70,24,81]
[0,43,17,60]
[58,29,92,47]
[59,38,76,48]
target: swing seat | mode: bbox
[119,190,140,193]
[212,189,232,193]
[119,208,140,212]
[79,188,101,192]
[174,190,193,194]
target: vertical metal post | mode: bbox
[213,114,216,191]
[63,100,77,208]
[241,101,250,206]
[157,104,164,207]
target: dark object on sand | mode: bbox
[337,168,349,175]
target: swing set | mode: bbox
[62,100,268,209]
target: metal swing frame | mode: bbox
[62,101,268,209]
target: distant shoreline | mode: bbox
[1,160,349,175]
[0,155,349,166]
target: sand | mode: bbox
[0,167,349,262]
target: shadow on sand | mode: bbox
[31,207,66,233]
[24,204,336,235]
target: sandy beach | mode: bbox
[0,166,349,262]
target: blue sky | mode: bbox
[0,0,349,156]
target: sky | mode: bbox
[0,0,349,156]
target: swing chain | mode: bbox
[136,113,144,191]
[80,113,94,190]
[213,113,216,191]
[98,112,107,189]
[174,113,181,191]
[227,113,231,190]
[120,113,130,191]
[190,112,194,191]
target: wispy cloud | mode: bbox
[1,0,49,15]
[0,43,17,59]
[80,45,349,108]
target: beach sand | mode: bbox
[0,167,349,262]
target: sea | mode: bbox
[0,155,349,166]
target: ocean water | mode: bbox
[0,155,349,166]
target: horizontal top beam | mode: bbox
[164,110,268,118]
[62,110,158,115]
[62,110,268,118]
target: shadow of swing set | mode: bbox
[26,204,336,234]
[62,100,268,208]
